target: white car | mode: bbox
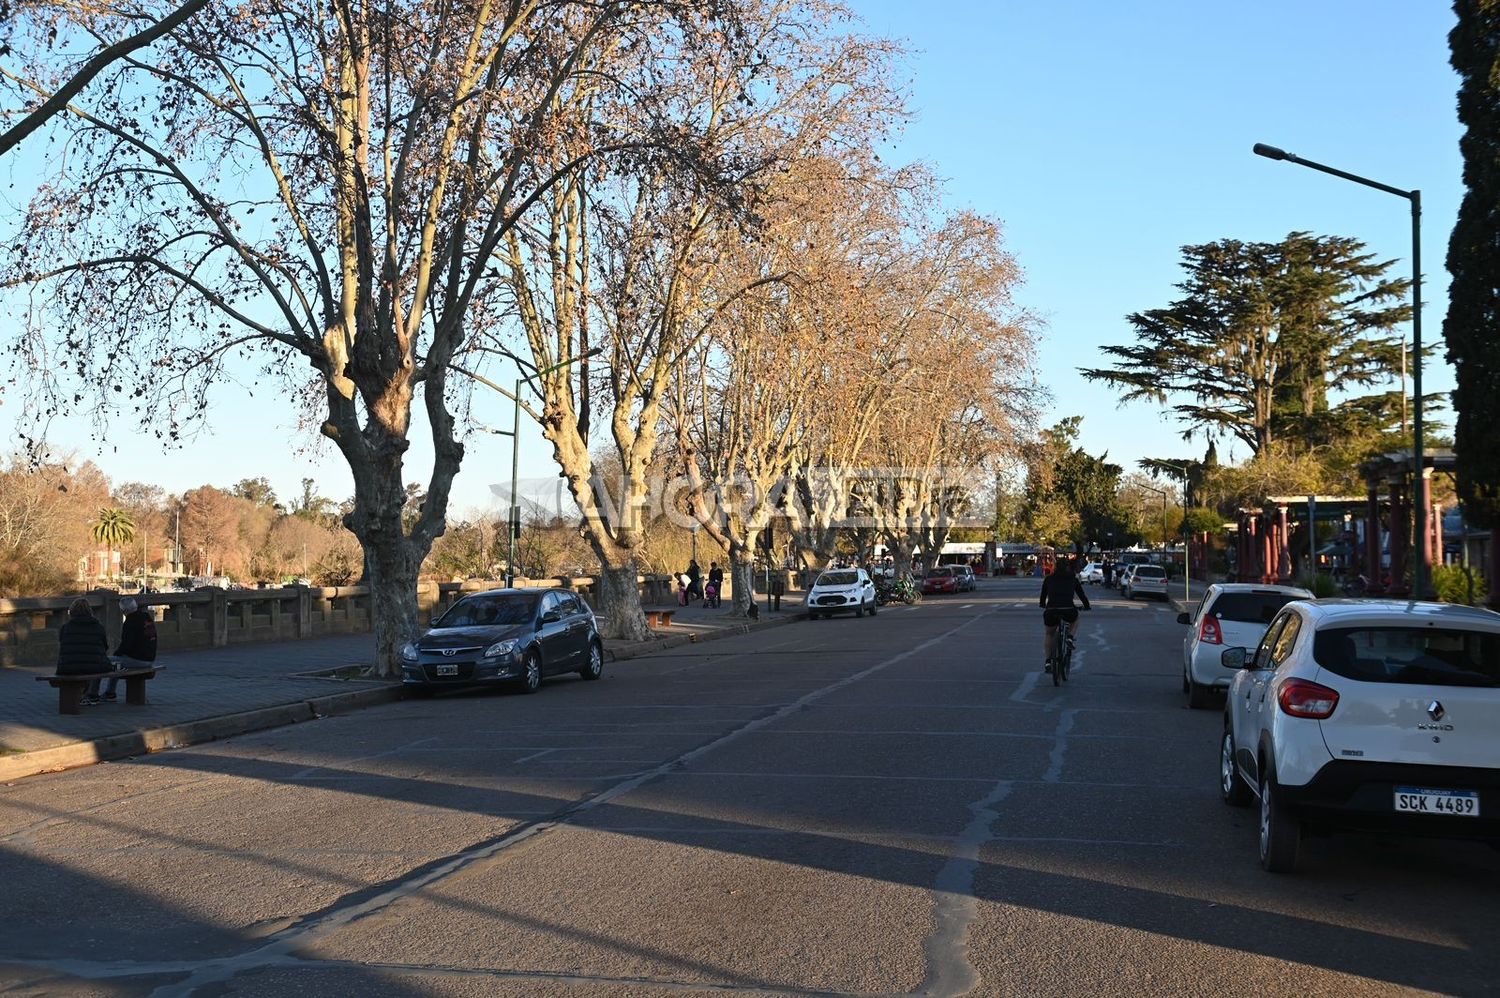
[1078,562,1103,584]
[1123,564,1168,600]
[1178,583,1313,709]
[805,568,877,619]
[1220,599,1500,873]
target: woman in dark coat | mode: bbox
[58,598,112,704]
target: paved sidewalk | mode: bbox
[0,596,806,782]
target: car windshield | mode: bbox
[1313,626,1500,687]
[1211,592,1302,624]
[436,594,538,628]
[817,571,858,587]
[926,568,953,578]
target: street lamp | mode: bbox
[1139,482,1169,564]
[481,346,605,587]
[1158,461,1192,603]
[1253,142,1429,598]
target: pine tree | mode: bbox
[1444,0,1500,528]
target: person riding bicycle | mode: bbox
[1040,558,1091,671]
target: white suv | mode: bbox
[1123,564,1168,600]
[1220,599,1500,872]
[1178,583,1313,709]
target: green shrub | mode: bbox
[1293,573,1341,598]
[1431,564,1488,605]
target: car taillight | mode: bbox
[1198,615,1223,645]
[1277,678,1339,719]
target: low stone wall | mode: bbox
[0,574,678,669]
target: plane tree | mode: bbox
[0,0,780,674]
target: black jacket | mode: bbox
[1039,573,1091,610]
[57,616,112,675]
[116,609,158,662]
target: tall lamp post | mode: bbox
[1253,142,1428,598]
[481,347,604,588]
[1140,482,1169,564]
[1158,462,1192,603]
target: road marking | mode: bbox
[920,707,1075,997]
[140,609,995,998]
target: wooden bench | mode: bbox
[36,667,162,715]
[644,609,676,628]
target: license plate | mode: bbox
[435,663,459,677]
[1394,787,1479,817]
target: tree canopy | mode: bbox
[1444,0,1500,529]
[1081,232,1411,456]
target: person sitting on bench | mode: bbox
[58,598,112,706]
[103,597,158,702]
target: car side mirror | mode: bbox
[429,618,439,628]
[540,609,561,624]
[1176,612,1190,625]
[1220,647,1248,669]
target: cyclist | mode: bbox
[1040,557,1091,671]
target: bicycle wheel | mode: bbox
[1061,642,1072,683]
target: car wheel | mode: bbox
[518,652,542,694]
[1259,771,1301,873]
[1220,726,1251,807]
[854,603,864,618]
[868,599,877,616]
[1187,675,1214,709]
[1181,668,1191,694]
[579,642,603,681]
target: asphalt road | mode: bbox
[2,577,1496,997]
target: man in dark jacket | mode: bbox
[57,598,112,705]
[102,597,157,701]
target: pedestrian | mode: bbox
[686,559,703,602]
[706,562,724,607]
[57,597,112,705]
[103,597,158,701]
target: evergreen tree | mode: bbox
[1082,233,1410,455]
[1444,0,1500,528]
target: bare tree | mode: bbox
[2,0,766,673]
[490,0,900,639]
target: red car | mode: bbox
[920,567,959,595]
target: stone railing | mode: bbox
[0,574,678,669]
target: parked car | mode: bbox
[1177,583,1313,708]
[1219,599,1500,873]
[1078,562,1103,584]
[400,587,603,694]
[1123,564,1168,600]
[806,568,877,619]
[942,564,977,592]
[921,567,960,596]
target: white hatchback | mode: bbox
[1177,583,1313,709]
[1219,599,1500,873]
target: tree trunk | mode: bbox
[363,537,420,681]
[595,561,651,642]
[729,552,757,616]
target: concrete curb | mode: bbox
[0,684,402,784]
[0,613,811,783]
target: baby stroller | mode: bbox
[703,580,721,608]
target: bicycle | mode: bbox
[1049,616,1075,687]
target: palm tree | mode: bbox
[91,508,136,582]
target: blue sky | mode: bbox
[0,1,1463,513]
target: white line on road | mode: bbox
[144,607,996,998]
